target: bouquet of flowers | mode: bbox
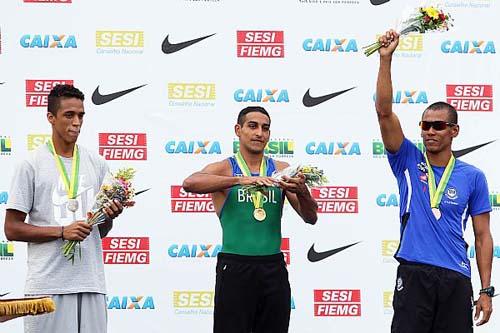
[362,5,453,56]
[62,167,136,263]
[242,164,328,195]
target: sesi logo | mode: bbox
[381,240,399,263]
[26,80,74,107]
[27,134,51,151]
[102,237,150,264]
[314,289,362,317]
[99,133,147,160]
[311,186,359,214]
[446,84,493,112]
[173,291,214,315]
[237,30,284,58]
[171,185,214,213]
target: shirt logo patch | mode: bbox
[445,187,458,200]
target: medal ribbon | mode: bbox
[47,139,80,199]
[425,153,455,209]
[235,151,267,210]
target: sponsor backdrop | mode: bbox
[0,0,499,332]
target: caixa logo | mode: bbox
[165,140,221,154]
[234,89,289,103]
[376,193,399,207]
[441,40,495,54]
[106,296,155,310]
[305,142,361,156]
[468,245,500,259]
[168,244,222,258]
[0,191,8,204]
[373,90,428,104]
[20,34,77,48]
[303,38,358,52]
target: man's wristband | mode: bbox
[479,286,495,297]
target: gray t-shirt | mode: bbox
[7,144,109,295]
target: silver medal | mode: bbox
[67,199,79,213]
[432,207,441,220]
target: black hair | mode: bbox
[424,101,458,124]
[47,84,84,115]
[237,106,271,126]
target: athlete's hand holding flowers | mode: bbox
[363,5,453,56]
[242,164,328,195]
[62,168,135,263]
[378,30,400,58]
[278,172,309,196]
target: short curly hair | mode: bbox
[47,84,84,115]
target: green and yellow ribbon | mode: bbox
[425,153,455,210]
[234,151,267,210]
[47,139,80,199]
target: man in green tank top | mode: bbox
[183,106,318,333]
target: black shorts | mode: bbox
[391,261,474,333]
[213,252,291,333]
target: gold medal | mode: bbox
[432,207,441,220]
[253,208,266,222]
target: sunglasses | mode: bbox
[419,121,456,131]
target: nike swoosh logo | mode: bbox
[307,242,360,263]
[92,84,147,105]
[162,33,216,54]
[302,87,356,107]
[0,82,5,85]
[452,141,495,158]
[135,188,151,196]
[370,0,391,5]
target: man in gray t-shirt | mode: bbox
[4,84,123,333]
